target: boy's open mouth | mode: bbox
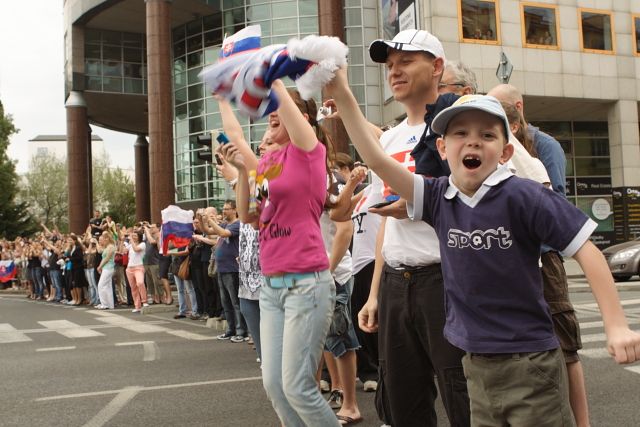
[462,155,481,169]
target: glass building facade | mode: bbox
[170,0,379,207]
[84,29,148,94]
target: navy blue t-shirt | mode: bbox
[410,93,458,177]
[214,221,240,273]
[411,167,596,353]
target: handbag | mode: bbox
[207,259,217,278]
[177,256,191,280]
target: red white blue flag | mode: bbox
[199,25,348,118]
[0,260,17,283]
[160,205,194,255]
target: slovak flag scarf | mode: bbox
[198,25,348,118]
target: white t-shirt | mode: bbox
[320,210,353,285]
[377,120,441,268]
[351,182,383,275]
[505,133,550,184]
[126,241,145,267]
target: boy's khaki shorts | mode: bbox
[462,348,575,427]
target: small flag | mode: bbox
[160,205,194,255]
[0,260,17,283]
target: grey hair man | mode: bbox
[438,60,478,96]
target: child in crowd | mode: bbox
[327,67,640,424]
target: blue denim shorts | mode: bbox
[324,279,360,358]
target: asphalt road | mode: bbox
[1,279,639,426]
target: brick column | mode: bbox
[134,134,151,222]
[146,0,174,223]
[65,91,92,234]
[318,0,350,155]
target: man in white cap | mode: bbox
[359,29,470,426]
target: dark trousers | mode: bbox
[200,263,222,317]
[351,261,379,382]
[218,272,246,336]
[190,260,206,315]
[378,263,470,427]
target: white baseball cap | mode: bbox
[369,29,446,63]
[431,95,510,137]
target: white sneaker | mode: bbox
[142,303,149,307]
[363,380,378,392]
[132,308,141,313]
[319,379,330,393]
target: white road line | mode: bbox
[0,323,33,343]
[580,319,640,330]
[581,333,607,344]
[35,376,263,401]
[36,346,76,352]
[165,330,214,341]
[38,320,105,338]
[578,348,611,359]
[115,341,159,361]
[575,299,640,309]
[625,366,640,375]
[95,315,168,333]
[82,386,141,427]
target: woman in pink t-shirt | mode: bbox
[222,80,340,427]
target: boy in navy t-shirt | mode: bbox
[328,69,640,424]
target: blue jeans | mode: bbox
[85,268,99,305]
[31,267,45,297]
[260,270,339,427]
[218,272,246,336]
[50,269,64,301]
[240,298,261,359]
[174,275,197,316]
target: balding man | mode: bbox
[438,60,478,96]
[488,84,566,195]
[489,84,591,427]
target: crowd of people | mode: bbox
[3,28,640,427]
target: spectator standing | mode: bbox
[143,223,165,304]
[212,200,246,342]
[96,231,116,309]
[89,210,103,238]
[125,231,149,313]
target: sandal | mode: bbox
[337,415,363,426]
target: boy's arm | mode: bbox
[573,240,640,363]
[358,217,386,333]
[327,68,414,202]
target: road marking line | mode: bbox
[575,299,640,309]
[38,320,105,338]
[36,346,76,352]
[578,348,611,359]
[96,315,168,333]
[115,341,159,361]
[0,323,33,343]
[82,386,141,427]
[35,376,263,401]
[625,366,640,375]
[581,333,606,344]
[165,330,214,340]
[580,318,640,330]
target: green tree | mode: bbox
[0,100,38,238]
[93,152,136,226]
[22,152,69,231]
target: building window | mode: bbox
[633,15,640,56]
[458,0,500,44]
[578,8,615,54]
[521,3,559,49]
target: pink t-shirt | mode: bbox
[256,141,329,275]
